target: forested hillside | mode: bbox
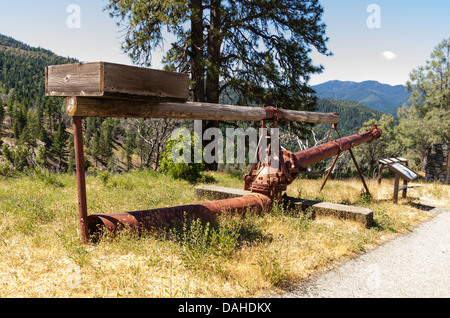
[0,34,77,101]
[0,34,77,173]
[315,98,383,137]
[0,34,193,174]
[1,33,447,177]
[0,33,387,176]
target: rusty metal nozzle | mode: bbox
[244,126,382,199]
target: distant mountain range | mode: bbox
[312,80,411,117]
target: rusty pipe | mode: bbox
[88,192,272,235]
[289,127,382,173]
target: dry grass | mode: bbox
[0,171,447,297]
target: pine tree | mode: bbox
[0,100,5,125]
[67,134,75,173]
[100,118,115,166]
[90,132,101,168]
[106,0,331,170]
[12,101,27,139]
[50,122,67,172]
[396,37,450,170]
[124,128,136,171]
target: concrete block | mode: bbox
[194,185,251,200]
[286,198,374,228]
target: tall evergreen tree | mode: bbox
[51,122,67,172]
[124,127,136,171]
[100,118,115,166]
[90,133,101,168]
[396,37,450,170]
[12,101,27,139]
[0,100,5,126]
[67,134,75,173]
[106,0,331,170]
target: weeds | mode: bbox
[0,172,439,297]
[1,195,56,234]
[97,170,112,187]
[256,250,290,287]
[357,190,373,204]
[58,233,90,266]
[373,206,396,232]
[170,213,241,266]
[31,167,64,188]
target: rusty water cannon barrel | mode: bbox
[290,126,382,172]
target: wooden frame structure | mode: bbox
[46,62,341,242]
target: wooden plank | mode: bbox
[46,62,189,101]
[102,62,189,100]
[65,97,341,124]
[46,62,102,97]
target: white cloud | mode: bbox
[381,51,398,60]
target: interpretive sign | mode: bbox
[387,162,418,182]
[387,162,418,203]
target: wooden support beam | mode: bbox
[65,97,341,124]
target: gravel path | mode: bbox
[285,207,450,298]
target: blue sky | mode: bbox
[0,0,449,86]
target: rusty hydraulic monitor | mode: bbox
[45,62,382,241]
[88,118,382,236]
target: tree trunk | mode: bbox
[190,0,205,103]
[203,0,222,171]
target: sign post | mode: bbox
[387,162,418,204]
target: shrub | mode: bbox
[160,132,204,183]
[0,156,14,177]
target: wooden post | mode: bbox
[387,162,417,204]
[73,117,89,243]
[402,179,408,199]
[377,163,383,184]
[393,173,400,204]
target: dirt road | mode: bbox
[285,207,450,298]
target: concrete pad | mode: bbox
[287,198,373,228]
[194,185,251,200]
[193,185,373,227]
